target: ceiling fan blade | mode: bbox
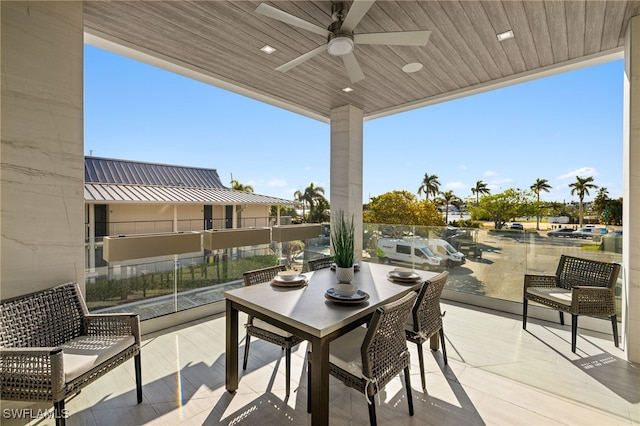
[255,3,331,37]
[276,45,327,73]
[354,31,431,46]
[340,0,376,33]
[342,52,365,83]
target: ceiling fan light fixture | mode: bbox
[327,36,354,56]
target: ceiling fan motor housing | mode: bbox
[331,2,348,21]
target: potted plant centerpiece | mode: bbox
[331,210,355,284]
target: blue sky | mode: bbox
[85,45,623,204]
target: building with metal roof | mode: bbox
[84,156,294,206]
[85,157,295,239]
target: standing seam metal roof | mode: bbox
[84,157,295,206]
[84,183,294,205]
[85,156,225,188]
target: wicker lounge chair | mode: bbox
[523,255,621,352]
[307,291,417,425]
[0,283,142,426]
[242,265,304,396]
[405,271,449,390]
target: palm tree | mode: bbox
[569,176,598,226]
[530,178,552,230]
[230,179,254,193]
[417,173,440,200]
[293,189,306,220]
[471,180,490,205]
[301,183,325,223]
[435,190,460,224]
[451,198,465,219]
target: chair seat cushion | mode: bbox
[252,318,294,337]
[328,326,368,378]
[61,335,135,382]
[526,287,572,306]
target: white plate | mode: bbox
[387,271,422,282]
[272,274,306,284]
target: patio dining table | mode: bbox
[225,261,439,426]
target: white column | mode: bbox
[88,204,96,273]
[623,16,640,363]
[173,204,178,231]
[330,105,363,261]
[1,2,85,298]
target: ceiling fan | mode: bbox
[255,1,431,84]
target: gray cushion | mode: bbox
[526,287,572,307]
[328,326,368,378]
[61,335,135,382]
[252,318,294,337]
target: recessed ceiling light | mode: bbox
[342,87,354,92]
[402,63,423,73]
[260,45,276,54]
[497,30,514,41]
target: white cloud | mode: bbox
[484,170,498,177]
[556,167,598,181]
[458,164,467,170]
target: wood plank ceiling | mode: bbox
[83,1,640,121]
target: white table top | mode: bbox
[225,262,438,338]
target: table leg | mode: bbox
[226,299,238,393]
[430,334,439,351]
[310,336,330,426]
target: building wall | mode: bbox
[1,2,85,299]
[90,203,271,235]
[104,203,204,234]
[238,205,271,228]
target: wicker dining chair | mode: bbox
[307,291,417,426]
[307,256,334,271]
[405,271,449,390]
[242,265,304,396]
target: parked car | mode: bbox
[572,227,608,239]
[548,228,577,238]
[510,222,524,230]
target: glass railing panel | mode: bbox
[86,244,276,321]
[84,223,623,322]
[362,223,623,319]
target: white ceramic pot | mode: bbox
[335,266,354,284]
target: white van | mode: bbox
[427,239,466,267]
[377,238,441,270]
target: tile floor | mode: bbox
[2,301,639,425]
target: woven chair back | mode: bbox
[0,283,86,348]
[555,255,620,290]
[361,291,417,391]
[243,265,287,287]
[307,256,335,271]
[411,271,449,335]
